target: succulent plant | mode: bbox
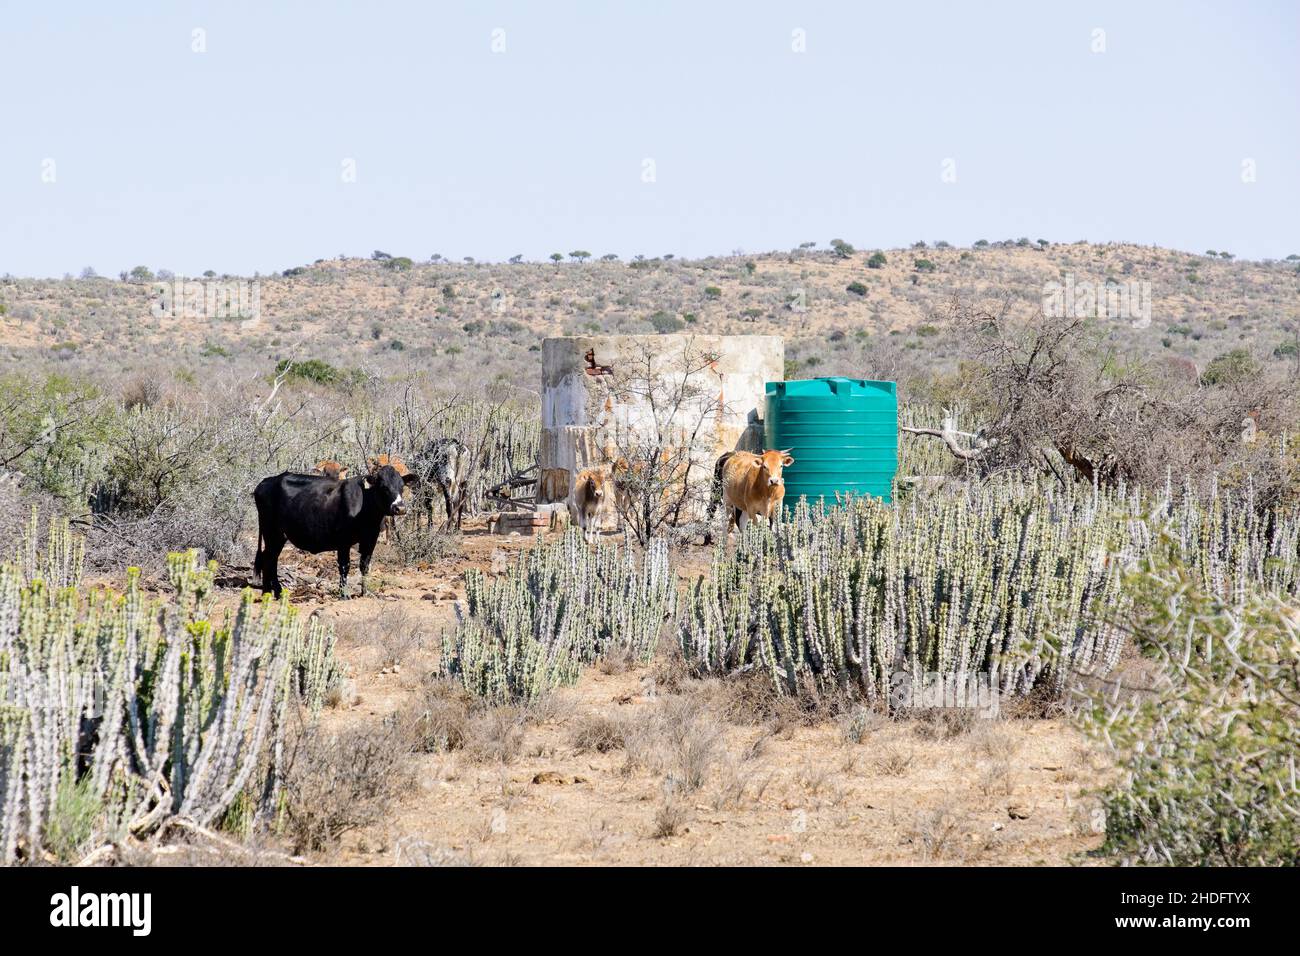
[677,475,1300,702]
[0,511,343,863]
[440,529,675,703]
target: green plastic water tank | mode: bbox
[764,377,898,507]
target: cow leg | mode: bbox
[261,532,286,597]
[736,509,749,533]
[337,547,351,599]
[358,530,379,596]
[441,482,454,531]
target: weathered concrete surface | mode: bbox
[540,335,784,507]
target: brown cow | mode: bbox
[717,449,794,533]
[568,466,610,542]
[312,459,349,480]
[366,454,410,478]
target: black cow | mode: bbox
[253,464,419,598]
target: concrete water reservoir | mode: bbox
[540,335,784,511]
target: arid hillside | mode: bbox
[3,242,1298,394]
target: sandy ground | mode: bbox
[237,523,1113,867]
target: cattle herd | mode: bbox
[254,444,794,596]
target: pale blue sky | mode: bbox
[1,1,1296,277]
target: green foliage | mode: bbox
[913,258,936,273]
[704,285,722,299]
[383,256,414,271]
[846,281,868,296]
[830,239,855,259]
[275,358,343,385]
[649,310,684,334]
[1200,348,1258,386]
[0,372,114,503]
[44,773,101,863]
[867,252,887,269]
[1081,537,1300,865]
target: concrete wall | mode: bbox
[539,334,784,507]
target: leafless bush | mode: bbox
[907,297,1300,503]
[911,707,977,740]
[874,746,914,777]
[659,696,723,793]
[569,714,628,754]
[599,339,729,546]
[463,706,527,764]
[372,606,428,668]
[403,678,473,754]
[280,720,413,854]
[389,522,460,566]
[653,799,687,839]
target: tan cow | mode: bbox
[312,459,349,480]
[717,449,794,533]
[366,454,410,479]
[568,466,610,542]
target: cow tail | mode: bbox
[702,453,733,544]
[253,527,264,577]
[710,453,732,518]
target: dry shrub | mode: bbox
[910,707,977,740]
[911,805,964,862]
[710,757,773,810]
[619,693,721,792]
[280,720,413,854]
[873,746,914,777]
[338,606,430,668]
[712,670,855,728]
[653,800,687,839]
[569,714,628,754]
[463,706,527,764]
[659,696,722,793]
[404,678,473,754]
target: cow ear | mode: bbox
[782,454,795,466]
[403,472,420,487]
